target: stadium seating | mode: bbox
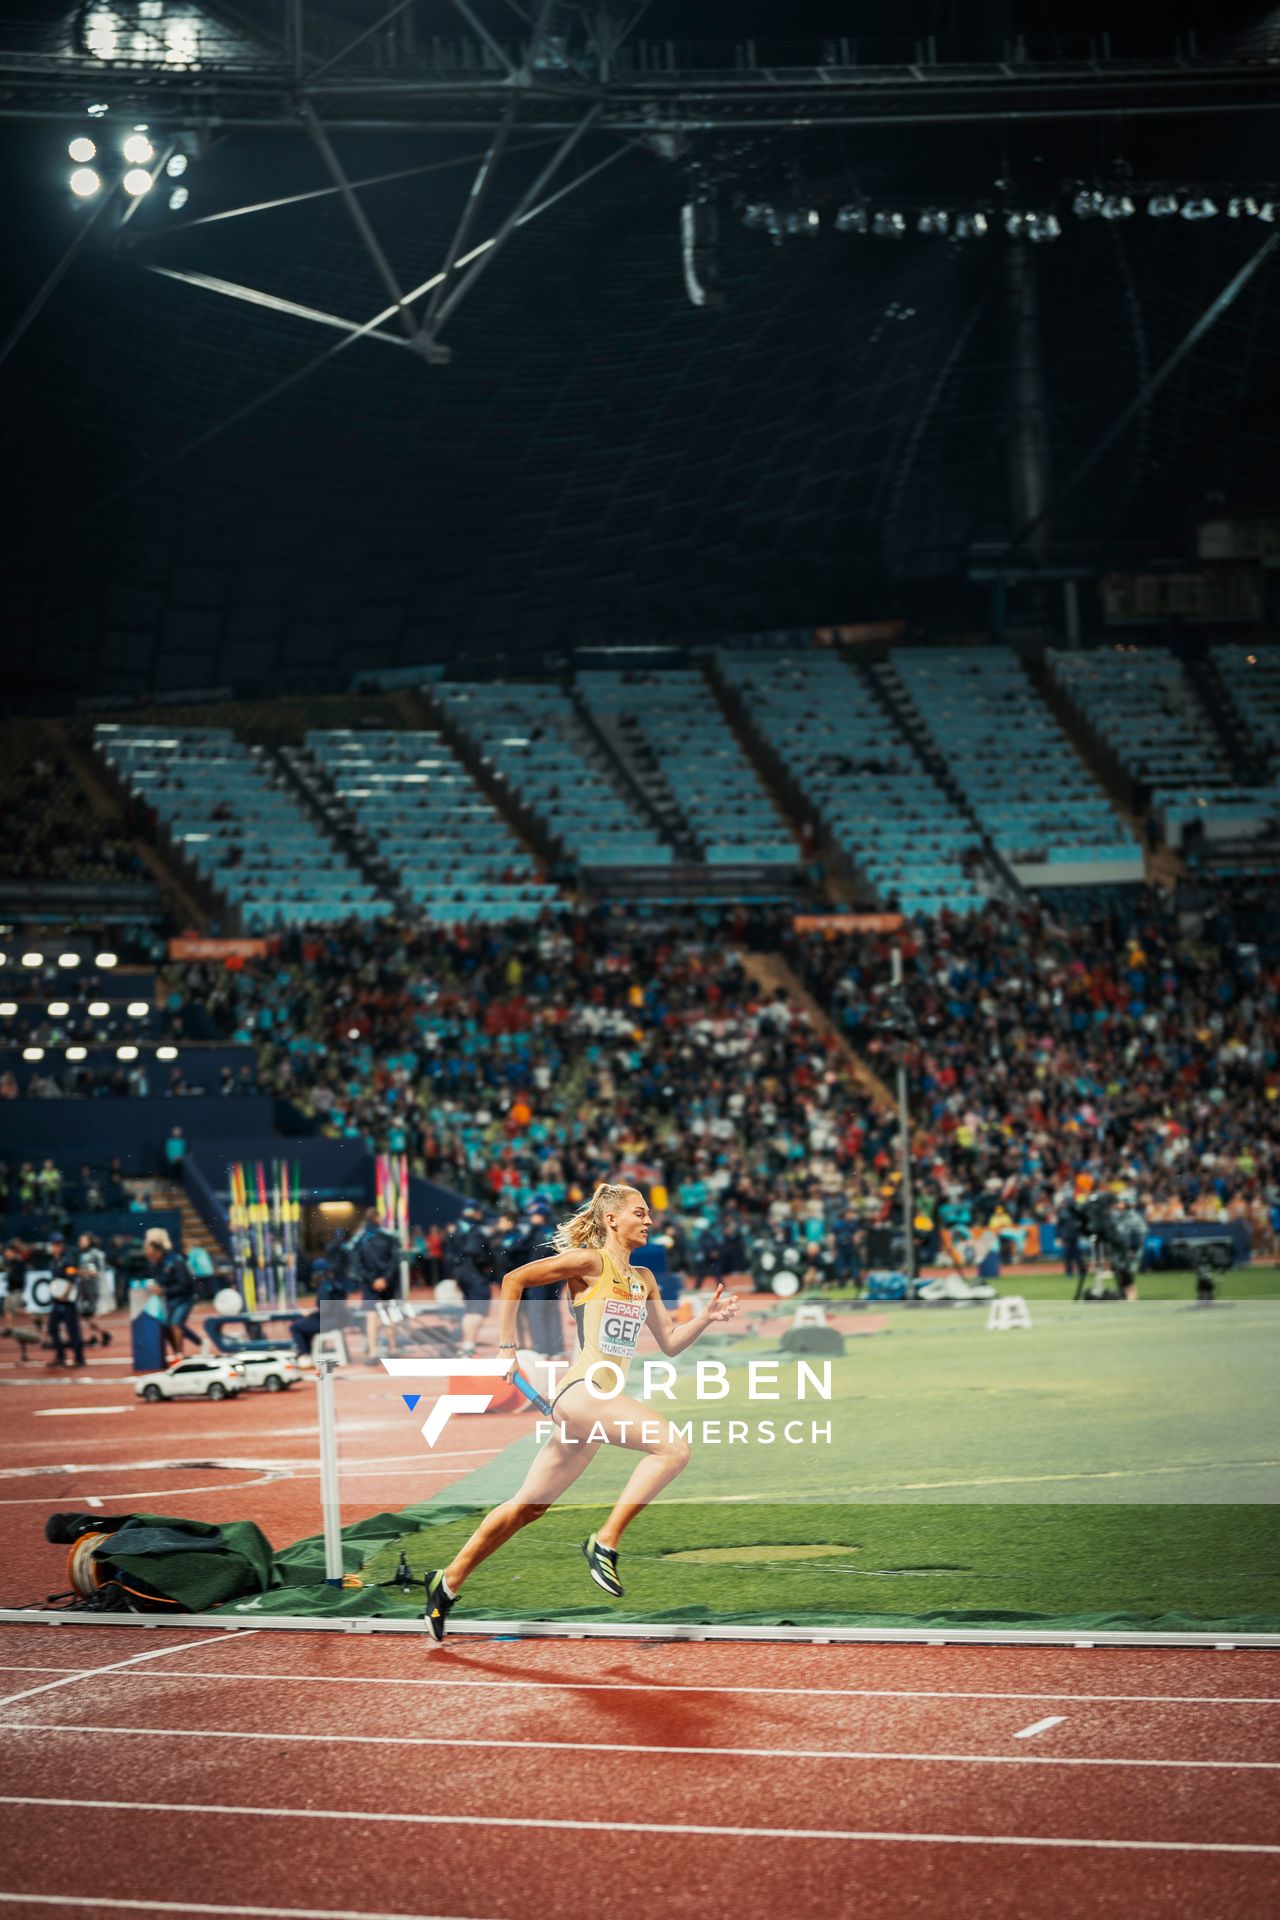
[96,725,389,932]
[1209,641,1280,777]
[575,669,798,866]
[717,649,990,916]
[301,729,559,924]
[433,682,676,871]
[883,647,1140,874]
[0,722,145,887]
[1045,646,1278,849]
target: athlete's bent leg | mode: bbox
[443,1428,599,1591]
[565,1387,692,1552]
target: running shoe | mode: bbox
[423,1569,458,1643]
[581,1532,623,1598]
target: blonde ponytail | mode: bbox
[554,1182,637,1252]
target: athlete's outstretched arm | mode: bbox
[645,1278,739,1357]
[495,1248,599,1371]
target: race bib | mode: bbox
[598,1298,645,1358]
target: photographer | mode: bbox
[46,1236,86,1370]
[1058,1194,1087,1296]
[348,1209,402,1359]
[443,1204,494,1356]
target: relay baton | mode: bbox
[512,1369,554,1418]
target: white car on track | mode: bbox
[136,1357,247,1402]
[233,1348,303,1393]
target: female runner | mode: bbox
[423,1181,738,1640]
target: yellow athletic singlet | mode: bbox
[550,1250,655,1411]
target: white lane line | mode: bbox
[3,1722,1276,1773]
[1015,1716,1067,1740]
[0,1477,284,1506]
[0,1447,501,1480]
[36,1669,1279,1708]
[0,1795,1275,1855]
[0,1636,251,1710]
[0,1898,487,1920]
[33,1408,131,1418]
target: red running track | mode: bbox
[0,1628,1276,1919]
[1,1326,1279,1917]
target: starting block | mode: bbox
[987,1295,1033,1331]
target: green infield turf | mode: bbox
[324,1290,1280,1631]
[358,1499,1280,1633]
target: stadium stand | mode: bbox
[717,648,990,916]
[882,647,1142,882]
[432,681,676,873]
[575,668,799,867]
[294,729,559,924]
[0,722,146,887]
[95,724,390,932]
[1208,640,1280,778]
[1045,645,1279,851]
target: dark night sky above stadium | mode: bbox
[2,1,1278,702]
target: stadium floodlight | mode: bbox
[127,1001,149,1016]
[0,1003,16,1016]
[1147,193,1179,216]
[122,132,153,164]
[87,103,109,118]
[1181,196,1218,220]
[47,1002,70,1018]
[122,168,153,197]
[69,168,101,198]
[1028,213,1061,242]
[872,210,906,237]
[95,951,118,967]
[156,1046,178,1061]
[66,1047,87,1061]
[1258,201,1278,222]
[834,204,868,233]
[165,152,188,178]
[116,1045,138,1061]
[954,212,988,238]
[1228,197,1259,218]
[22,1047,44,1062]
[68,137,96,163]
[168,186,188,212]
[87,1001,110,1017]
[1071,189,1102,219]
[57,952,80,967]
[917,209,949,235]
[347,1027,361,1040]
[1100,195,1135,219]
[21,953,43,967]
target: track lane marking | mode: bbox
[0,1795,1276,1854]
[24,1668,1277,1707]
[3,1722,1277,1772]
[0,1636,252,1710]
[0,1898,487,1919]
[1015,1716,1067,1740]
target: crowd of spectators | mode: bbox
[0,729,147,885]
[783,884,1280,1258]
[155,888,1279,1263]
[5,884,1279,1271]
